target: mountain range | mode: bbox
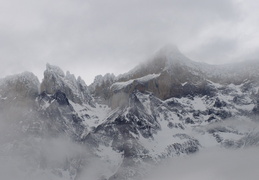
[1,45,259,180]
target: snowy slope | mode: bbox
[111,73,160,91]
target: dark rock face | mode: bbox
[164,138,200,156]
[53,90,70,105]
[214,98,227,108]
[185,117,194,124]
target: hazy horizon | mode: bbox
[0,44,255,85]
[1,0,259,84]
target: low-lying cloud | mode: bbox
[143,147,259,180]
[0,111,114,180]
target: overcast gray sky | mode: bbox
[1,0,259,84]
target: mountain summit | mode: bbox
[118,44,192,81]
[92,46,214,103]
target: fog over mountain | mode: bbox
[2,0,259,84]
[1,46,259,179]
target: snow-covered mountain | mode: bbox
[1,46,259,180]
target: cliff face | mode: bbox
[91,46,214,108]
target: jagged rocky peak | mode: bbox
[40,63,65,94]
[40,63,93,105]
[0,71,39,100]
[90,73,116,90]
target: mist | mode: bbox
[1,112,259,180]
[143,147,259,180]
[0,112,119,180]
[142,116,259,180]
